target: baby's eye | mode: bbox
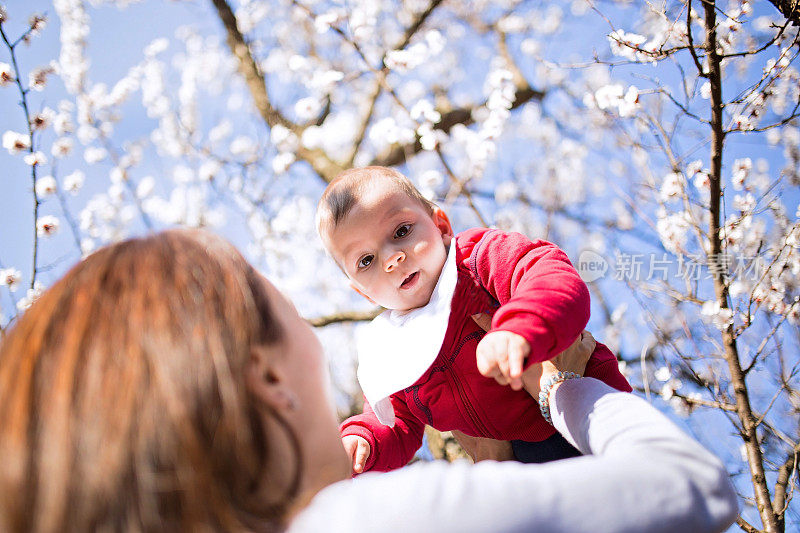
[358,255,374,269]
[394,224,411,239]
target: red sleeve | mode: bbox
[470,230,590,367]
[339,392,425,473]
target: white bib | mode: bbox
[355,243,457,426]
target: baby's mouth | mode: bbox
[400,271,419,289]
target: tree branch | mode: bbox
[773,441,800,529]
[306,308,382,327]
[703,2,780,531]
[737,515,760,533]
[370,85,544,168]
[209,0,344,181]
[767,0,800,27]
[395,0,445,52]
[347,81,382,168]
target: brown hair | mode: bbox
[316,166,435,236]
[0,229,294,532]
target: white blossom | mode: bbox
[2,131,31,154]
[410,99,441,124]
[385,44,429,72]
[136,176,155,199]
[199,160,222,182]
[733,114,755,131]
[310,69,344,92]
[272,152,295,174]
[417,123,437,150]
[208,120,232,144]
[314,10,344,33]
[592,84,640,117]
[660,171,684,201]
[36,215,60,237]
[655,366,671,382]
[732,158,751,190]
[656,209,690,253]
[685,160,704,178]
[172,165,194,184]
[63,170,85,193]
[29,65,54,92]
[35,176,58,197]
[24,151,47,166]
[701,300,734,330]
[144,38,169,57]
[230,135,257,157]
[16,282,45,311]
[84,146,108,164]
[369,117,415,146]
[29,13,47,35]
[294,97,322,120]
[0,268,22,291]
[80,238,95,256]
[30,107,55,130]
[51,137,74,158]
[495,181,518,204]
[733,193,756,212]
[607,30,657,63]
[0,62,14,86]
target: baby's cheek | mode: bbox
[413,240,429,255]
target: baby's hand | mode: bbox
[342,435,371,474]
[476,330,531,391]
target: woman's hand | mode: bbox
[521,331,596,398]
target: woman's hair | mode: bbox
[0,229,291,532]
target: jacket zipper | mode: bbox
[449,368,492,437]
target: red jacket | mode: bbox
[341,228,632,472]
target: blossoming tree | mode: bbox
[0,1,798,530]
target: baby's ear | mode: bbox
[350,282,376,304]
[432,207,453,241]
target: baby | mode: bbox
[317,166,631,473]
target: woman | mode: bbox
[0,230,737,532]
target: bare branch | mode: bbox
[394,0,445,52]
[675,392,737,411]
[435,145,488,227]
[209,0,291,129]
[687,0,707,76]
[766,0,800,27]
[703,2,780,530]
[736,515,760,533]
[307,308,382,327]
[347,81,382,168]
[773,441,800,527]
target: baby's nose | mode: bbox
[384,251,406,272]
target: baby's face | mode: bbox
[323,181,452,311]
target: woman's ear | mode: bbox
[246,346,298,413]
[350,282,376,304]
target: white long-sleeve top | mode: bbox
[289,378,738,533]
